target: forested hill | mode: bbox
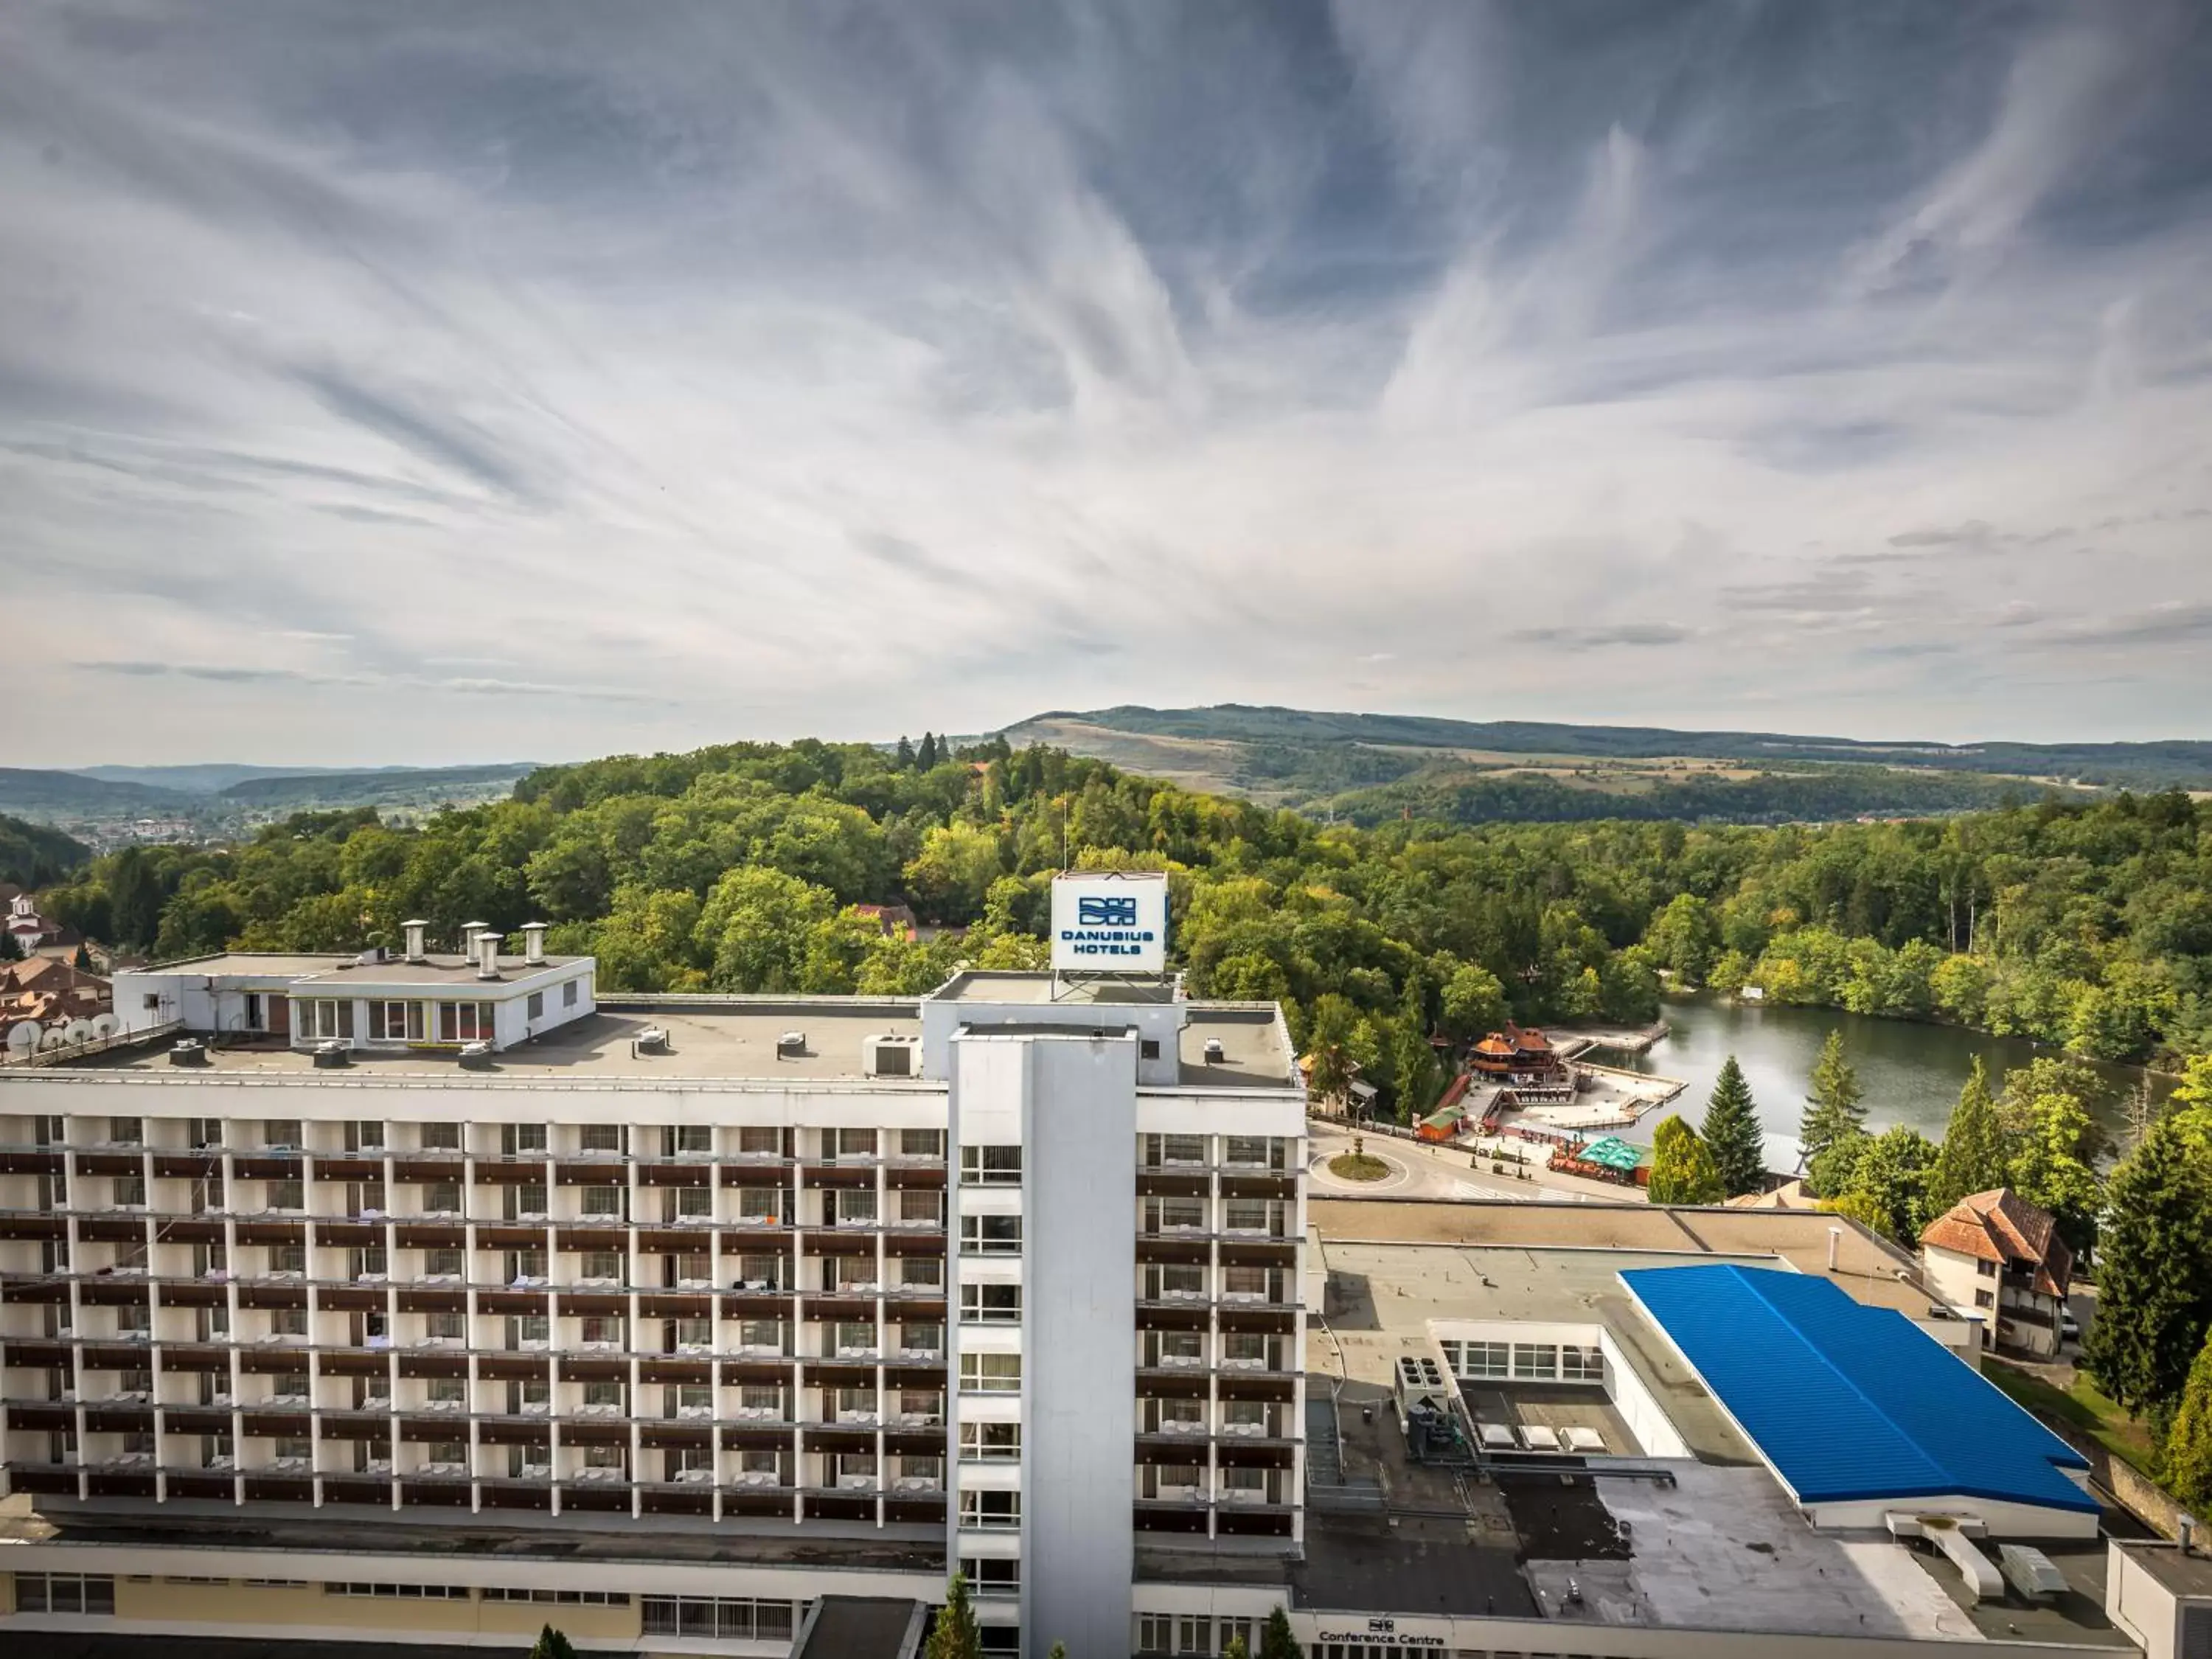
[0,813,88,888]
[31,738,2212,1105]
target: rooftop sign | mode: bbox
[1049,872,1168,975]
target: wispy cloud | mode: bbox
[2,1,2209,763]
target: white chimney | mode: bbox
[402,919,429,964]
[459,921,487,960]
[521,922,548,967]
[476,931,503,980]
[1828,1225,1843,1271]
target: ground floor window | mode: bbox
[1441,1338,1509,1379]
[14,1573,115,1614]
[1560,1344,1605,1382]
[437,1001,493,1043]
[369,1001,425,1041]
[640,1596,794,1641]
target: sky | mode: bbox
[4,0,2211,768]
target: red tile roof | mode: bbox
[1921,1188,2072,1298]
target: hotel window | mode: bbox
[579,1124,623,1153]
[507,1248,546,1281]
[740,1385,784,1417]
[1512,1342,1559,1381]
[1977,1259,1998,1279]
[580,1316,625,1347]
[422,1181,460,1214]
[296,1000,355,1041]
[262,1119,301,1150]
[900,1256,943,1289]
[735,1126,781,1157]
[369,1001,424,1041]
[1223,1399,1270,1436]
[1148,1197,1206,1233]
[898,1189,943,1225]
[1222,1199,1274,1234]
[344,1120,386,1152]
[429,1440,468,1467]
[962,1559,1019,1596]
[959,1352,1021,1394]
[1224,1134,1272,1167]
[501,1123,548,1156]
[108,1116,143,1146]
[737,1186,782,1220]
[14,1575,116,1616]
[506,1183,547,1220]
[581,1186,625,1218]
[959,1145,1023,1184]
[581,1444,625,1472]
[426,1311,465,1343]
[737,1253,781,1289]
[436,1002,492,1043]
[672,1318,713,1352]
[507,1315,550,1349]
[669,1124,712,1156]
[675,1186,714,1220]
[737,1319,783,1353]
[959,1421,1020,1460]
[1149,1331,1204,1368]
[269,1308,307,1338]
[423,1247,464,1279]
[581,1250,623,1281]
[563,978,579,1008]
[669,1383,712,1418]
[419,1121,462,1152]
[112,1172,146,1208]
[959,1282,1021,1324]
[900,1128,945,1158]
[267,1178,302,1211]
[1159,1134,1206,1166]
[959,1489,1020,1529]
[1444,1340,1510,1379]
[117,1304,153,1336]
[271,1242,306,1275]
[526,992,544,1020]
[1223,1265,1270,1301]
[582,1380,624,1412]
[1561,1345,1605,1383]
[960,1214,1022,1254]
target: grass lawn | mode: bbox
[1327,1152,1391,1182]
[1984,1359,2163,1480]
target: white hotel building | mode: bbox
[0,885,1308,1659]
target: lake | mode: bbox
[1593,994,2164,1172]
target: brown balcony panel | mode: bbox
[638,1295,711,1320]
[882,1365,945,1390]
[721,1293,793,1318]
[237,1352,311,1377]
[642,1489,712,1517]
[232,1158,302,1181]
[324,1478,394,1505]
[8,1405,74,1431]
[237,1286,308,1311]
[476,1225,550,1250]
[800,1165,877,1189]
[1133,1506,1209,1534]
[395,1354,467,1380]
[234,1222,306,1248]
[1136,1305,1211,1333]
[1137,1371,1211,1400]
[723,1488,793,1517]
[316,1286,386,1313]
[1218,1308,1297,1336]
[721,1360,795,1387]
[636,1166,709,1189]
[801,1295,878,1322]
[10,1467,79,1496]
[85,1408,155,1434]
[475,1164,549,1185]
[802,1492,874,1522]
[78,1280,153,1307]
[718,1164,793,1187]
[1137,1172,1210,1197]
[883,1430,945,1457]
[156,1220,226,1246]
[5,1279,69,1304]
[483,1484,553,1511]
[717,1232,792,1254]
[560,1485,633,1514]
[1217,1509,1295,1537]
[1216,1441,1296,1470]
[83,1343,156,1369]
[319,1351,391,1378]
[242,1475,313,1503]
[153,1155,219,1180]
[881,1234,947,1259]
[0,1150,66,1176]
[1217,1374,1296,1403]
[0,1216,66,1242]
[802,1234,877,1258]
[161,1408,234,1435]
[633,1229,701,1254]
[1136,1238,1210,1266]
[88,1472,159,1498]
[396,1289,467,1315]
[802,1427,876,1454]
[314,1222,383,1248]
[397,1419,468,1442]
[77,1217,148,1245]
[639,1359,711,1387]
[721,1427,796,1452]
[401,1482,471,1507]
[555,1164,625,1186]
[168,1472,238,1500]
[802,1360,876,1387]
[156,1347,232,1374]
[390,1160,462,1185]
[555,1228,629,1252]
[883,1496,945,1524]
[314,1158,384,1182]
[394,1225,466,1250]
[479,1422,551,1447]
[476,1354,548,1382]
[1219,1174,1297,1200]
[77,1153,147,1177]
[557,1292,628,1318]
[317,1419,391,1442]
[883,1165,945,1191]
[157,1281,229,1309]
[477,1290,549,1316]
[888,1296,947,1322]
[554,1357,629,1385]
[639,1425,710,1450]
[243,1412,312,1438]
[1218,1241,1296,1267]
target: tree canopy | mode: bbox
[1646,1115,1725,1206]
[1799,1032,1866,1184]
[1700,1055,1766,1197]
[1926,1059,2010,1218]
[2083,1116,2212,1413]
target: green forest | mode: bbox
[0,811,88,889]
[33,740,2212,1116]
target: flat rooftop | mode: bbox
[132,951,585,987]
[933,970,1181,1005]
[1309,1194,1963,1322]
[2118,1538,2212,1598]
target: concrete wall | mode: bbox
[1599,1326,1693,1460]
[1801,1492,2101,1540]
[1021,1033,1138,1659]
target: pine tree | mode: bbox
[895,734,915,769]
[1799,1031,1865,1180]
[2083,1116,2212,1412]
[925,1571,982,1659]
[917,732,939,769]
[1260,1606,1303,1659]
[529,1627,578,1659]
[1927,1058,2011,1218]
[1646,1115,1725,1205]
[2167,1327,2212,1512]
[1701,1055,1766,1197]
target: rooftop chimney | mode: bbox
[521,922,548,967]
[476,931,504,981]
[459,921,487,960]
[1828,1225,1843,1271]
[401,919,429,964]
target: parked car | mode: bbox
[2059,1311,2081,1343]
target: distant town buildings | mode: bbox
[3,889,83,961]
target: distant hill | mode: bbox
[0,768,198,818]
[74,763,358,793]
[218,763,538,810]
[0,812,91,886]
[998,705,2210,827]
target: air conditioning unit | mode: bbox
[1203,1037,1225,1064]
[776,1030,807,1059]
[312,1040,352,1069]
[634,1026,670,1056]
[862,1034,919,1078]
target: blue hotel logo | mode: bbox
[1079,896,1138,927]
[1060,889,1158,959]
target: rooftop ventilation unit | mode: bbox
[520,922,548,966]
[1395,1353,1452,1413]
[776,1031,807,1060]
[311,1040,352,1070]
[458,1041,495,1071]
[402,919,430,964]
[170,1039,208,1068]
[1203,1037,1225,1064]
[634,1026,670,1056]
[476,932,504,981]
[862,1034,917,1077]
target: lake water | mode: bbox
[1595,994,2162,1172]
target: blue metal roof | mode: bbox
[1620,1263,2095,1513]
